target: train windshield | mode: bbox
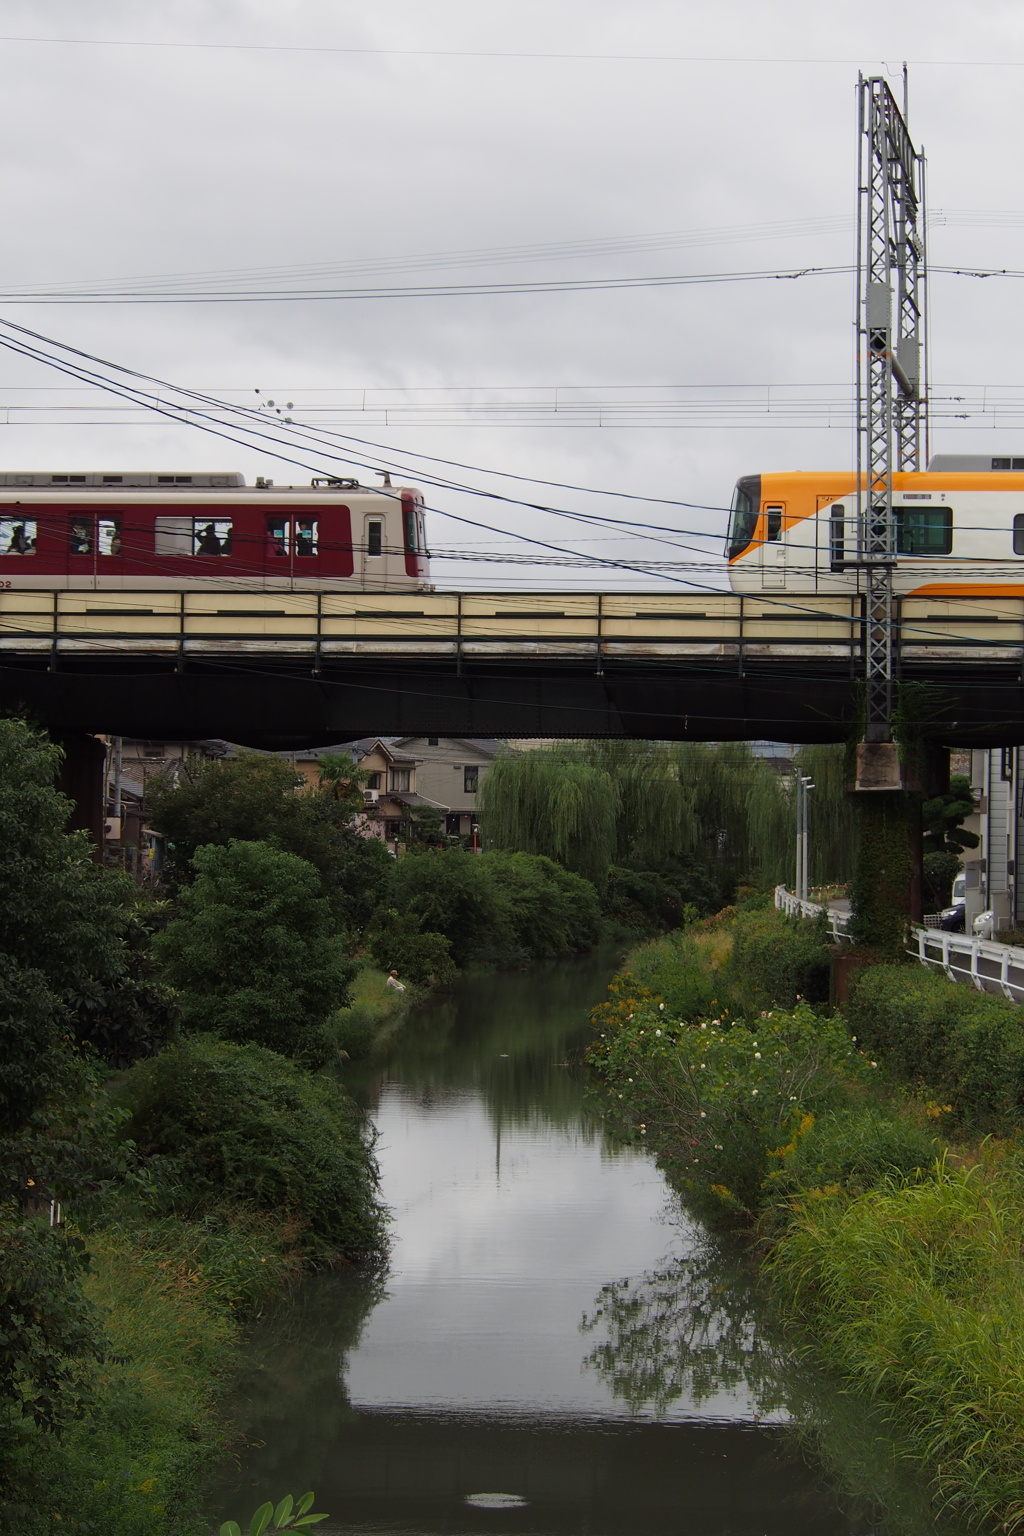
[727,476,761,560]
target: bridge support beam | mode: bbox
[55,733,106,857]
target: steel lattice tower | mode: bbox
[856,73,928,744]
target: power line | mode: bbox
[0,36,1021,68]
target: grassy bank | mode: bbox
[587,911,1024,1532]
[329,964,413,1059]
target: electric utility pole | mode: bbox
[855,71,928,773]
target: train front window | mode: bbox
[403,507,419,554]
[1,518,36,555]
[727,478,760,560]
[894,506,953,556]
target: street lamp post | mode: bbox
[796,775,815,904]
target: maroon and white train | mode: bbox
[0,472,430,589]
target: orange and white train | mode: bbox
[726,454,1024,599]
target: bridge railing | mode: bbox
[774,885,852,942]
[775,885,1024,1002]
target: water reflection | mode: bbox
[207,952,960,1536]
[582,1236,970,1535]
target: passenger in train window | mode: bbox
[4,521,36,554]
[195,522,223,555]
[98,520,121,556]
[266,519,288,557]
[296,520,317,557]
[70,520,93,556]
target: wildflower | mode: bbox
[655,1029,662,1036]
[659,1002,665,1011]
[754,1052,761,1059]
[699,1111,707,1118]
[870,1061,878,1068]
[700,1022,707,1030]
[752,1089,759,1096]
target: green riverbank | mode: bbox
[587,904,1024,1534]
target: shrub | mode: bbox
[726,907,831,1011]
[111,1036,384,1262]
[483,851,601,958]
[587,1002,869,1214]
[768,1104,938,1208]
[155,840,354,1065]
[846,963,1024,1130]
[368,910,457,986]
[619,932,722,1021]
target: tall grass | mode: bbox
[769,1150,1024,1531]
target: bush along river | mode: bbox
[205,951,968,1536]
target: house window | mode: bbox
[365,771,382,790]
[388,767,411,793]
[464,766,479,794]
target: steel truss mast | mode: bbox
[856,73,928,743]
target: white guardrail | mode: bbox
[774,885,852,942]
[775,885,1024,1002]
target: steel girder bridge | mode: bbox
[1,587,1023,748]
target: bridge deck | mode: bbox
[1,589,1021,747]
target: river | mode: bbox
[206,951,959,1536]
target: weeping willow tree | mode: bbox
[791,743,858,887]
[479,740,792,891]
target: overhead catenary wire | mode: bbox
[3,316,1024,645]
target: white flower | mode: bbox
[699,1111,707,1118]
[659,1003,666,1011]
[655,1029,662,1037]
[700,1022,707,1030]
[754,1052,761,1059]
[752,1089,759,1096]
[789,1095,797,1101]
[870,1061,878,1068]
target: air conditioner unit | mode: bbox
[362,789,379,803]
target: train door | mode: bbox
[361,512,384,583]
[264,513,319,578]
[760,503,785,589]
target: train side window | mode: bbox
[266,517,289,557]
[70,519,93,556]
[830,504,846,562]
[193,519,233,556]
[0,518,36,555]
[366,519,383,557]
[1014,514,1024,555]
[765,505,783,542]
[98,520,122,556]
[895,505,953,555]
[154,516,193,555]
[295,519,317,557]
[403,507,419,553]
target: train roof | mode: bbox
[0,473,411,495]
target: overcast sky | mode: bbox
[3,0,1024,590]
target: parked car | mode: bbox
[973,909,996,940]
[939,903,966,932]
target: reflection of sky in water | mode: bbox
[345,1084,777,1422]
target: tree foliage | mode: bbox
[111,1036,385,1261]
[154,840,354,1064]
[146,752,391,932]
[479,740,793,892]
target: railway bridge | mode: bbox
[2,587,1024,749]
